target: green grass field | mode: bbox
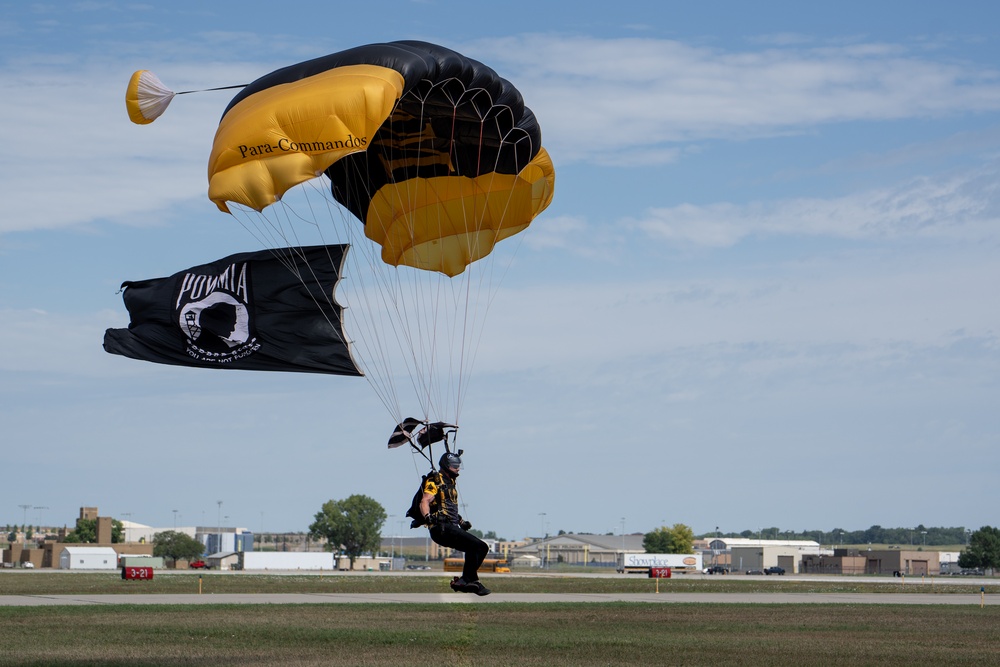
[1,571,996,595]
[3,602,998,666]
[2,573,998,666]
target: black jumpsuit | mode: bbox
[424,470,489,582]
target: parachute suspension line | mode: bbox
[229,188,409,422]
[334,145,431,422]
[174,84,247,95]
[413,92,449,419]
[452,121,538,421]
[392,92,437,417]
[422,80,489,425]
[451,95,488,424]
[309,177,410,421]
[447,90,473,425]
[228,206,352,361]
[447,86,507,424]
[359,95,451,423]
[331,151,443,424]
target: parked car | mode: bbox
[745,569,764,575]
[704,565,729,575]
[189,560,207,569]
[764,566,785,575]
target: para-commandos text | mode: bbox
[238,135,368,159]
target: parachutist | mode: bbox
[419,451,490,595]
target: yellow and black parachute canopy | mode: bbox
[207,41,555,277]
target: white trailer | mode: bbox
[59,546,119,570]
[617,553,703,573]
[240,552,335,571]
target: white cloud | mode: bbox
[469,35,1000,163]
[0,307,125,376]
[625,163,1000,246]
[0,54,268,236]
[3,33,1000,236]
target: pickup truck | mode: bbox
[764,566,786,575]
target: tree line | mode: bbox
[703,525,974,547]
[16,502,997,574]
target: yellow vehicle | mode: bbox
[444,558,510,573]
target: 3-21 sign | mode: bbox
[121,566,154,580]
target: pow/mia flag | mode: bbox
[104,245,362,376]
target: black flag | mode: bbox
[104,245,362,376]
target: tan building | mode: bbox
[709,538,822,573]
[509,533,647,567]
[801,548,940,575]
[3,507,152,568]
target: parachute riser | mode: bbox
[411,424,460,472]
[410,438,435,468]
[388,418,458,471]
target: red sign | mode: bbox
[649,566,671,578]
[121,566,154,581]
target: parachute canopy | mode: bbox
[387,418,457,450]
[207,41,555,277]
[126,70,176,125]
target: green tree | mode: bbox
[62,518,124,544]
[152,531,206,563]
[309,495,386,569]
[643,523,696,554]
[958,526,1000,573]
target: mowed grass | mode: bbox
[2,602,998,666]
[2,571,997,595]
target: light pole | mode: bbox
[388,515,397,559]
[398,519,405,563]
[714,525,721,566]
[921,531,927,547]
[18,504,31,528]
[172,509,179,528]
[621,517,626,556]
[538,512,547,567]
[216,500,223,554]
[34,506,49,531]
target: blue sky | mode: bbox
[2,1,998,542]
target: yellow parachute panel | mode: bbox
[366,148,555,276]
[207,65,405,213]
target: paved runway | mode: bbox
[1,592,994,606]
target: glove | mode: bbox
[460,520,472,531]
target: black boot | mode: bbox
[464,580,491,596]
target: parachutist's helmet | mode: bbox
[439,452,462,474]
